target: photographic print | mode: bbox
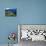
[5,8,17,16]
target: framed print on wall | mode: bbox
[5,8,17,17]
